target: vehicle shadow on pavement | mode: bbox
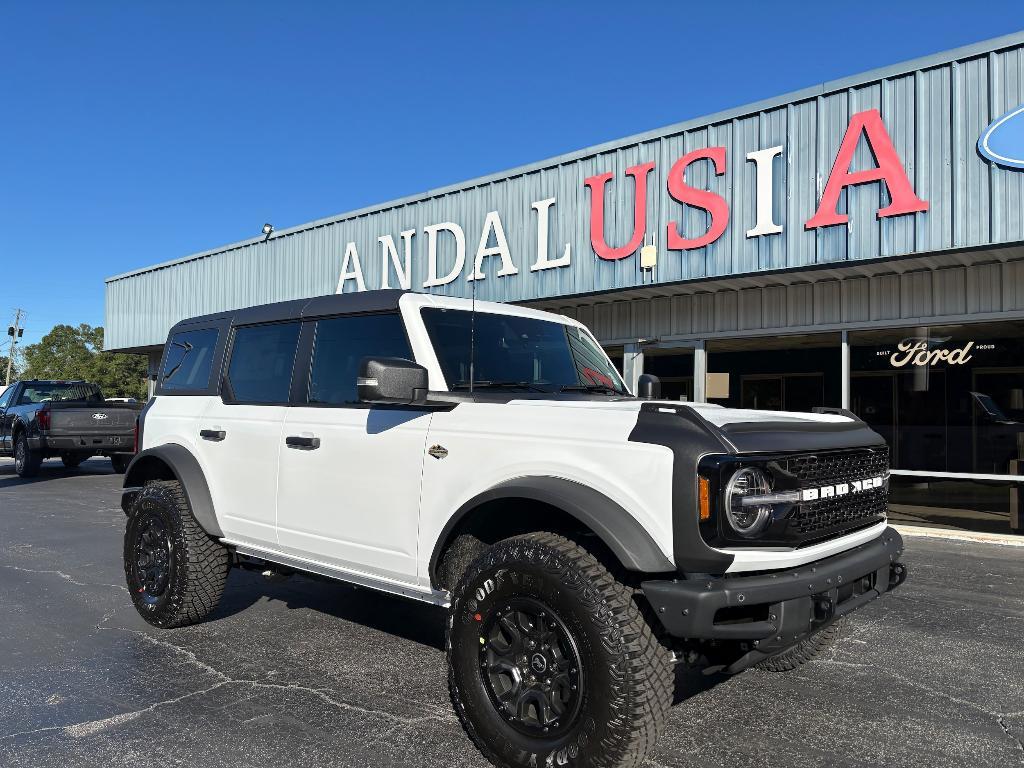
[209,567,731,706]
[0,460,117,488]
[212,568,450,650]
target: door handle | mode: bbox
[286,435,320,450]
[200,429,226,441]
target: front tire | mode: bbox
[756,617,846,672]
[447,532,673,768]
[124,480,230,628]
[14,433,42,478]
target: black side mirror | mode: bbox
[358,357,429,405]
[637,373,661,400]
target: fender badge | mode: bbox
[428,444,448,460]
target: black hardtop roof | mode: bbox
[169,289,408,334]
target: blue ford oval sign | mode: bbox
[978,104,1024,169]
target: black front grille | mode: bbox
[786,447,890,543]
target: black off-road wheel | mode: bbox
[447,532,674,768]
[110,454,131,474]
[14,433,42,478]
[61,453,86,469]
[124,480,230,628]
[756,617,846,672]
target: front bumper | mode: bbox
[643,527,905,652]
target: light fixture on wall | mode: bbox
[262,223,274,241]
[640,233,657,271]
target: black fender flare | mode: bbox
[429,476,675,586]
[122,444,222,538]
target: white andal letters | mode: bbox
[337,241,366,293]
[423,222,467,288]
[380,229,416,290]
[530,197,571,272]
[468,211,519,281]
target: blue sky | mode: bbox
[2,1,1021,348]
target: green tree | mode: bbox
[22,324,148,399]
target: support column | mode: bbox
[147,351,161,400]
[623,343,644,395]
[840,331,851,410]
[693,341,707,403]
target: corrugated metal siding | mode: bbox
[106,34,1024,351]
[550,257,1024,343]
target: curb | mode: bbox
[893,524,1024,547]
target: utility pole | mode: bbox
[6,308,25,386]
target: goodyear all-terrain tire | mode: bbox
[447,532,674,768]
[14,433,42,478]
[756,617,846,672]
[123,480,230,628]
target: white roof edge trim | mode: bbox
[400,293,586,326]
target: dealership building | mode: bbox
[106,33,1024,535]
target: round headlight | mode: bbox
[724,467,773,537]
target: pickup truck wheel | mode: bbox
[448,532,673,768]
[755,617,846,672]
[61,453,85,469]
[110,454,131,474]
[124,480,230,628]
[14,434,42,478]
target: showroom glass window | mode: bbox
[225,323,301,404]
[705,333,842,411]
[850,321,1024,475]
[306,314,413,405]
[851,321,1024,534]
[161,328,219,391]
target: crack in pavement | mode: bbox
[997,713,1024,764]
[0,563,126,592]
[0,678,453,743]
[819,657,1024,762]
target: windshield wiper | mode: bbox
[559,384,621,395]
[452,380,550,393]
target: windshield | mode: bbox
[18,383,104,404]
[421,308,628,394]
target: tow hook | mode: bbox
[889,562,908,589]
[813,596,835,622]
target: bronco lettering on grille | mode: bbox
[801,475,886,502]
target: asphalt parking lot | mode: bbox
[0,457,1022,768]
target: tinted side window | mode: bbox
[162,328,219,391]
[308,314,412,405]
[226,323,301,404]
[0,387,13,409]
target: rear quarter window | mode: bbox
[161,328,220,392]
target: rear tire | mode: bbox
[756,617,846,672]
[14,433,42,478]
[124,480,230,628]
[61,453,86,469]
[110,454,131,474]
[447,532,673,768]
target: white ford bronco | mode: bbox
[121,290,906,768]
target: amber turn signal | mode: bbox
[698,476,711,521]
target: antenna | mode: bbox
[469,275,476,395]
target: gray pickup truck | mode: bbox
[0,380,140,477]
